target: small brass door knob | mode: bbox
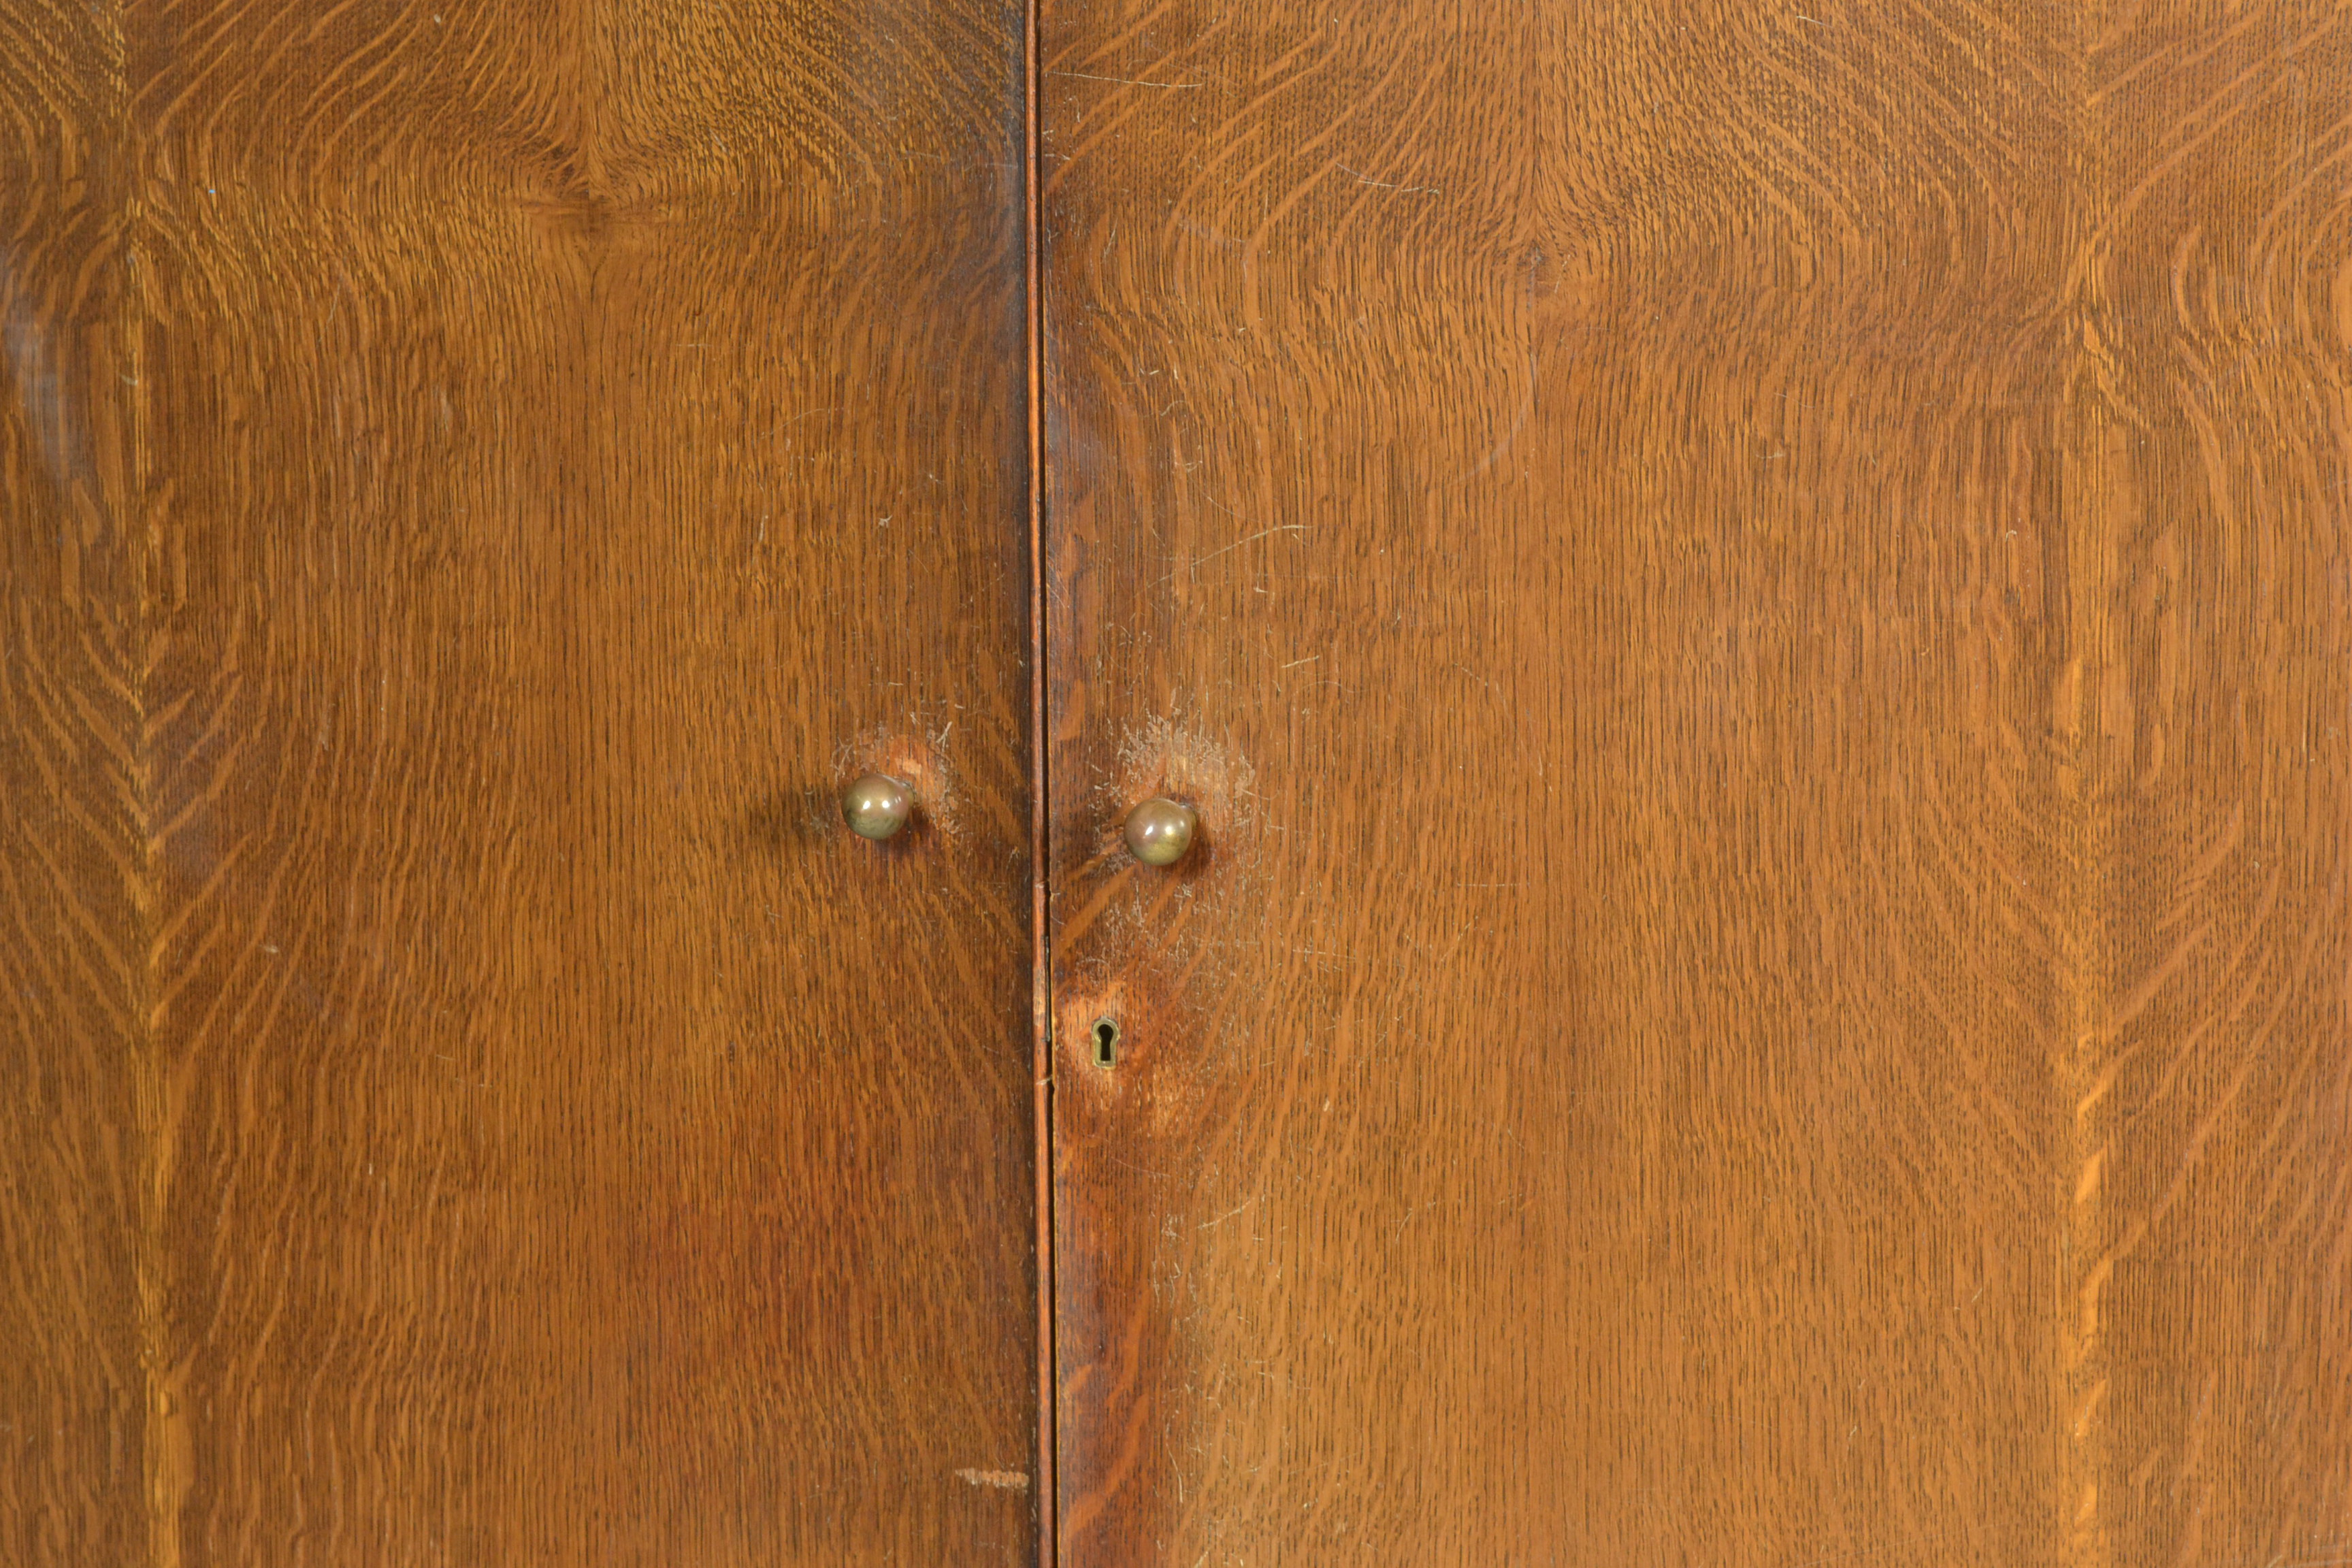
[841,773,914,840]
[1124,797,1197,866]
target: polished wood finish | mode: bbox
[1,3,1038,1563]
[1043,2,2352,1561]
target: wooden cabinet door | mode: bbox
[0,3,1040,1563]
[1043,2,2352,1561]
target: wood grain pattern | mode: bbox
[1042,1,2352,1561]
[0,8,144,1565]
[2,3,1039,1563]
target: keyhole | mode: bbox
[1091,1018,1119,1069]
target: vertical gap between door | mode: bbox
[1023,0,1056,1555]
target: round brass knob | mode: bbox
[1123,797,1197,866]
[840,773,913,840]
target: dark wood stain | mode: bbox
[1042,2,2352,1561]
[0,2,1040,1563]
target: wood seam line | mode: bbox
[1023,0,1058,1556]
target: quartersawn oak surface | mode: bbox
[1043,2,2352,1562]
[0,3,1039,1563]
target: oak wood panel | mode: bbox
[1042,1,2352,1561]
[0,10,144,1566]
[3,3,1039,1563]
[2078,14,2352,1562]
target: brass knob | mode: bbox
[840,773,913,840]
[1123,797,1197,866]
